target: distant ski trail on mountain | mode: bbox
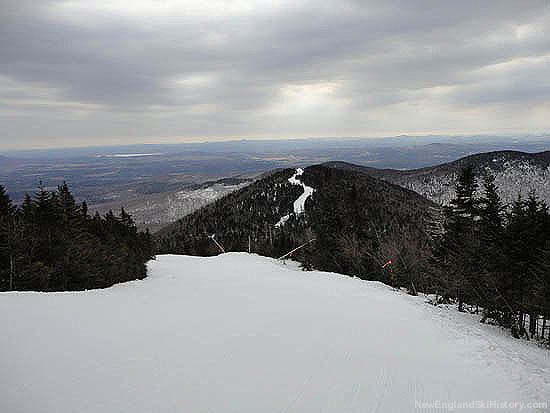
[275,168,315,227]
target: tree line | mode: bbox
[0,183,155,291]
[431,165,550,341]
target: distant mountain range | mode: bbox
[324,151,550,206]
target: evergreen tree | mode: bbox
[478,171,506,319]
[501,193,548,337]
[532,248,550,342]
[452,164,479,222]
[0,185,15,216]
[0,183,155,292]
[436,165,480,311]
[479,172,503,239]
[0,185,15,289]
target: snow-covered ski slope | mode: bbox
[1,253,549,412]
[276,168,315,227]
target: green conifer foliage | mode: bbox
[0,183,155,291]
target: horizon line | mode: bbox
[2,132,550,153]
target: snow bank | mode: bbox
[1,253,549,412]
[276,168,315,227]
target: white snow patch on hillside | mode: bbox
[276,168,315,227]
[400,160,550,207]
[119,182,249,226]
[1,253,549,412]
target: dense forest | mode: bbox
[298,165,434,287]
[0,183,155,291]
[431,165,550,341]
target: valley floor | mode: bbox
[1,253,549,412]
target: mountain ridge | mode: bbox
[323,150,550,205]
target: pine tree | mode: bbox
[452,164,479,223]
[0,185,15,289]
[437,165,480,311]
[479,172,503,239]
[500,192,548,337]
[57,182,78,222]
[0,185,15,217]
[532,248,550,342]
[478,171,505,319]
[34,182,57,264]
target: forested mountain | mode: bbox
[325,151,550,206]
[157,160,550,343]
[0,183,155,291]
[157,165,436,289]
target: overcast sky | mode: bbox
[1,0,549,149]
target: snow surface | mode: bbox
[1,253,549,412]
[275,168,315,227]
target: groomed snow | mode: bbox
[275,168,315,227]
[1,253,549,412]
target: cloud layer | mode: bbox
[1,0,549,149]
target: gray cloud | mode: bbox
[0,0,549,149]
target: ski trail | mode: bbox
[275,168,315,227]
[4,254,547,412]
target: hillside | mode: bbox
[157,165,436,285]
[325,151,550,205]
[1,253,548,412]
